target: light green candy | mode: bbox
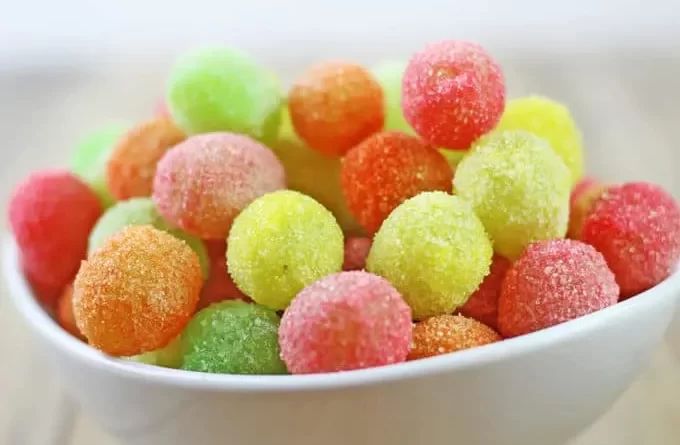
[227,190,344,310]
[88,198,209,278]
[71,124,126,208]
[167,47,283,143]
[367,192,492,320]
[495,96,584,184]
[181,300,287,375]
[454,130,571,260]
[372,61,414,134]
[127,335,183,368]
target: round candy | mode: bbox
[341,131,453,234]
[227,190,344,310]
[198,240,248,310]
[582,182,680,298]
[458,255,511,330]
[71,123,126,208]
[440,149,466,170]
[166,47,282,141]
[288,61,384,156]
[88,198,209,278]
[9,170,102,304]
[57,284,84,340]
[495,96,584,183]
[371,60,413,134]
[402,40,505,149]
[106,117,185,200]
[454,130,571,260]
[343,237,372,271]
[182,300,286,375]
[279,271,412,374]
[408,314,500,360]
[567,177,606,239]
[498,239,619,337]
[367,192,492,320]
[153,132,286,239]
[73,225,202,356]
[127,335,183,369]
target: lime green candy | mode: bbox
[454,130,571,260]
[372,61,414,134]
[495,96,584,183]
[71,123,126,208]
[367,192,492,320]
[127,335,183,368]
[181,300,287,375]
[227,190,344,310]
[88,198,209,278]
[167,47,283,142]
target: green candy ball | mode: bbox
[227,190,344,310]
[167,47,283,142]
[181,300,287,375]
[88,198,209,278]
[126,335,183,368]
[372,61,414,134]
[367,192,492,320]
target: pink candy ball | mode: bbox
[152,133,285,239]
[342,236,372,271]
[279,271,413,374]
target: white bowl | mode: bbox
[3,235,680,445]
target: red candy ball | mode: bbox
[341,131,452,234]
[198,240,248,309]
[279,271,413,374]
[582,182,680,298]
[567,177,606,239]
[342,237,372,271]
[498,239,619,338]
[402,40,505,150]
[9,170,102,304]
[458,255,511,330]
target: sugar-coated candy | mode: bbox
[166,47,282,141]
[440,149,465,170]
[127,335,183,369]
[582,182,680,298]
[402,40,505,150]
[227,190,344,310]
[498,239,619,337]
[341,131,453,233]
[88,198,209,278]
[567,177,606,239]
[106,117,185,200]
[454,130,571,260]
[71,124,126,207]
[459,255,511,330]
[73,225,202,356]
[198,240,248,310]
[371,60,413,134]
[408,314,500,360]
[343,237,372,271]
[57,284,84,340]
[288,61,383,156]
[153,132,285,239]
[182,300,287,374]
[279,271,412,374]
[495,96,584,183]
[9,170,102,304]
[367,192,492,320]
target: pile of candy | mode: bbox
[8,40,680,375]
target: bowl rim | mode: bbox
[4,234,680,393]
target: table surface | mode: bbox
[1,49,679,444]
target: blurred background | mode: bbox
[1,1,680,444]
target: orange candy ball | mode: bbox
[107,117,185,200]
[289,62,384,156]
[341,131,453,234]
[408,314,501,360]
[57,284,84,340]
[73,225,202,356]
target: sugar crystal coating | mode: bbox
[182,300,287,375]
[371,60,414,134]
[367,192,492,320]
[9,170,102,304]
[227,190,344,310]
[459,255,511,330]
[454,130,571,259]
[198,240,248,310]
[341,131,453,234]
[279,271,412,374]
[288,61,384,156]
[408,314,500,360]
[498,239,619,337]
[153,132,286,239]
[495,96,584,183]
[57,284,84,340]
[343,237,372,271]
[167,47,282,141]
[106,117,186,200]
[73,225,202,356]
[581,182,680,298]
[402,40,505,149]
[567,177,606,239]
